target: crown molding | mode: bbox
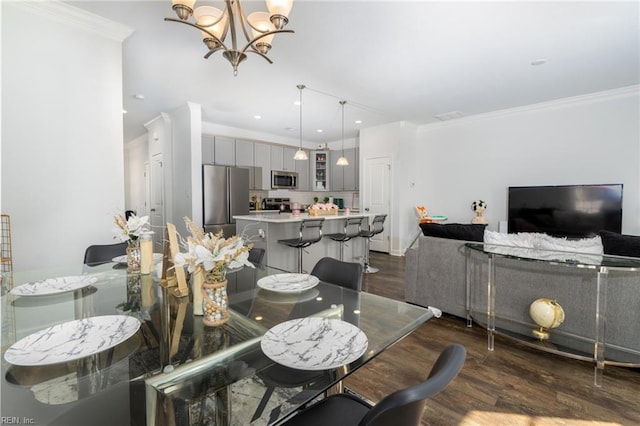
[423,85,640,130]
[10,0,133,42]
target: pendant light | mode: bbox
[294,84,308,160]
[336,100,349,166]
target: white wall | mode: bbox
[360,87,639,254]
[1,2,132,271]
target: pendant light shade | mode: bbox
[336,100,349,166]
[294,84,308,160]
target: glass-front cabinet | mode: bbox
[311,150,329,191]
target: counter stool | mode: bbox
[359,214,387,274]
[324,216,365,261]
[277,218,325,273]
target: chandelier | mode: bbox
[166,0,294,75]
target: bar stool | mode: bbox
[324,216,365,261]
[359,214,387,274]
[277,218,325,273]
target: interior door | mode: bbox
[364,157,391,253]
[150,153,164,250]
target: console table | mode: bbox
[465,242,640,387]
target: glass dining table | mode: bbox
[0,260,433,425]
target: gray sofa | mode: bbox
[405,232,640,357]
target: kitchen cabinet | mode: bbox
[214,136,235,166]
[295,155,310,191]
[310,151,329,191]
[270,146,284,171]
[330,148,358,191]
[254,143,271,190]
[283,148,296,171]
[235,140,254,167]
[202,135,214,164]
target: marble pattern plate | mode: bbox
[11,276,98,297]
[261,318,368,370]
[4,315,141,366]
[256,273,320,294]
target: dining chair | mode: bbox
[83,242,128,266]
[251,257,363,421]
[248,247,266,267]
[310,256,363,291]
[279,343,467,426]
[359,214,387,274]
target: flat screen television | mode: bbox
[508,184,623,238]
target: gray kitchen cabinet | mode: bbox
[295,154,310,190]
[270,145,284,171]
[202,134,214,164]
[254,142,271,190]
[330,150,344,191]
[330,148,358,191]
[235,139,254,167]
[214,136,235,165]
[283,147,296,171]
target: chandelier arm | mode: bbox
[244,49,274,64]
[204,47,225,59]
[240,29,294,55]
[225,0,240,52]
[164,17,230,54]
[234,0,254,44]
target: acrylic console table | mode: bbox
[464,242,640,387]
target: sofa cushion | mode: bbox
[599,230,640,258]
[419,223,486,242]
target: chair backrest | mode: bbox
[343,216,365,239]
[299,218,325,245]
[248,247,266,266]
[360,343,466,426]
[310,257,363,291]
[83,242,128,265]
[370,214,387,236]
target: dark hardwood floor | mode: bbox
[346,251,640,425]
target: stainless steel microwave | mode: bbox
[271,170,298,189]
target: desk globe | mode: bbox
[529,298,565,340]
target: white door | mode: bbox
[150,154,164,250]
[364,157,391,253]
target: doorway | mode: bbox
[364,156,391,253]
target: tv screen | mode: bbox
[508,184,623,238]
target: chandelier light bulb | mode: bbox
[266,0,293,29]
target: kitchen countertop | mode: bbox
[234,212,372,223]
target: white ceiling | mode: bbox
[67,1,640,145]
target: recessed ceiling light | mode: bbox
[316,129,323,133]
[354,120,362,124]
[133,94,145,100]
[254,115,262,120]
[531,58,548,66]
[294,101,301,106]
[122,109,128,114]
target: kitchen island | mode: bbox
[234,212,373,272]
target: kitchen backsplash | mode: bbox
[250,189,360,209]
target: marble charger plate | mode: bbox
[256,273,320,294]
[11,275,98,297]
[261,317,368,370]
[4,315,141,367]
[112,253,163,264]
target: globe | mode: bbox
[529,298,565,340]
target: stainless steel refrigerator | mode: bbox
[203,165,249,236]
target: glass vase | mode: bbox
[202,278,229,326]
[126,239,141,273]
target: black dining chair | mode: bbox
[83,242,128,266]
[251,257,363,422]
[279,343,467,426]
[248,247,266,267]
[310,257,363,291]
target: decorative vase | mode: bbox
[202,276,229,326]
[191,266,205,316]
[126,239,141,273]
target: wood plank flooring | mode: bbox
[346,251,640,425]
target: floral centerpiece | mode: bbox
[113,213,150,272]
[308,202,339,216]
[174,217,254,326]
